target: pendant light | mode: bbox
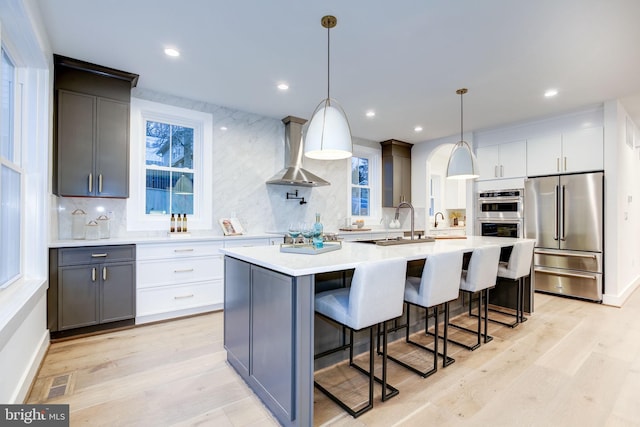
[304,15,353,160]
[446,88,479,179]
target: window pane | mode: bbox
[171,125,193,169]
[351,157,369,186]
[1,49,15,162]
[145,169,170,214]
[1,165,21,285]
[171,172,194,215]
[351,187,370,216]
[145,121,170,166]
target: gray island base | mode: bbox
[221,237,531,426]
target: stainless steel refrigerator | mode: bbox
[524,172,604,301]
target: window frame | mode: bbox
[0,44,23,290]
[347,144,381,224]
[127,98,213,231]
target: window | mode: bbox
[0,47,21,288]
[348,145,380,222]
[128,98,212,231]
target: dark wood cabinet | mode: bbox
[50,245,136,333]
[381,139,413,207]
[53,55,138,198]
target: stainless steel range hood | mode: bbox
[266,116,330,187]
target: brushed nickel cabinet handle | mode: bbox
[91,267,96,282]
[556,158,560,172]
[174,248,195,253]
[500,165,504,177]
[91,253,108,258]
[174,268,194,273]
[494,165,498,177]
[564,156,567,171]
[102,267,107,281]
[98,174,103,193]
[174,294,194,300]
[88,173,93,193]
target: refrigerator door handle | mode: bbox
[553,185,559,240]
[535,250,597,259]
[560,185,566,241]
[535,269,597,281]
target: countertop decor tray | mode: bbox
[280,241,342,255]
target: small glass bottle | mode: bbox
[170,213,176,232]
[182,213,188,232]
[312,213,324,249]
[176,213,182,232]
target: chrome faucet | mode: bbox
[395,202,415,240]
[434,211,444,228]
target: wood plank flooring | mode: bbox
[27,289,640,426]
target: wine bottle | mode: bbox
[170,213,176,232]
[177,213,182,232]
[183,213,188,232]
[313,213,324,249]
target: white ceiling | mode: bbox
[35,0,640,143]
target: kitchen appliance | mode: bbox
[524,172,604,302]
[266,116,330,187]
[475,188,530,312]
[476,189,524,238]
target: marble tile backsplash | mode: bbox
[51,89,426,240]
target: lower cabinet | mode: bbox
[50,245,136,333]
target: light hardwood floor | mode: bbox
[27,289,640,426]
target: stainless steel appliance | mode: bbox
[475,188,530,312]
[476,189,524,238]
[524,172,604,302]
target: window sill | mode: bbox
[0,278,47,351]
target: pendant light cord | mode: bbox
[460,90,464,142]
[327,24,331,100]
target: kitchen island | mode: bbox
[221,236,530,426]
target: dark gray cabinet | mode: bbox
[381,139,413,207]
[52,245,136,332]
[56,91,130,197]
[53,54,138,198]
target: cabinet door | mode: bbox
[57,91,95,197]
[59,265,99,330]
[96,98,130,197]
[562,127,603,173]
[499,140,527,178]
[101,261,136,323]
[527,135,562,176]
[476,145,499,180]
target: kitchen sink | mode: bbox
[354,236,435,246]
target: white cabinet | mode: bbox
[136,240,224,324]
[476,140,526,180]
[527,127,603,176]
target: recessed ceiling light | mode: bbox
[414,126,423,132]
[544,89,558,98]
[277,83,289,91]
[220,126,228,131]
[164,48,180,57]
[366,110,375,118]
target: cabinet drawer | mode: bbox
[137,241,223,260]
[59,244,135,266]
[137,280,223,316]
[137,255,223,288]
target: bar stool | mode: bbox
[447,245,500,351]
[314,257,407,418]
[386,250,464,377]
[492,240,535,326]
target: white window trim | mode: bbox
[127,98,213,231]
[347,144,381,224]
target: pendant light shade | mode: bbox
[304,15,352,160]
[446,88,479,180]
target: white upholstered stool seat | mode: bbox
[314,257,407,418]
[386,250,464,377]
[448,245,500,351]
[493,240,535,326]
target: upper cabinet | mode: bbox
[53,55,138,198]
[527,127,603,176]
[476,140,526,181]
[381,139,413,207]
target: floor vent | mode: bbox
[47,374,71,399]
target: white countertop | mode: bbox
[49,232,284,248]
[220,236,530,277]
